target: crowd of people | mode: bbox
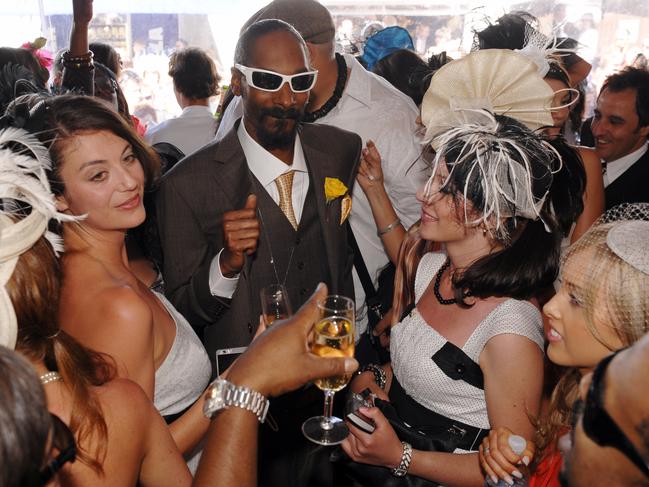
[0,0,648,486]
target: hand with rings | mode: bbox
[479,427,535,485]
[357,140,384,193]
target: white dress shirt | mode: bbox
[216,54,426,334]
[603,142,648,188]
[208,121,309,298]
[145,105,217,156]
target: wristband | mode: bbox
[356,363,387,389]
[391,441,412,477]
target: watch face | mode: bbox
[208,379,228,410]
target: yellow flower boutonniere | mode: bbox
[324,177,352,225]
[324,177,348,203]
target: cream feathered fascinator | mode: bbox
[420,48,555,145]
[421,110,557,243]
[0,127,78,349]
[419,47,560,241]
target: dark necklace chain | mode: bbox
[433,259,471,306]
[302,53,347,123]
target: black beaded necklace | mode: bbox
[302,53,347,123]
[433,259,472,306]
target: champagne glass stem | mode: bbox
[320,390,336,431]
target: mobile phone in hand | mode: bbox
[345,388,376,434]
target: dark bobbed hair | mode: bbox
[89,42,122,79]
[11,94,160,196]
[372,49,428,105]
[601,66,649,127]
[0,346,51,487]
[0,47,49,90]
[7,228,114,472]
[441,116,561,303]
[395,115,562,314]
[234,19,307,66]
[169,47,220,100]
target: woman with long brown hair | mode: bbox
[10,93,213,471]
[0,127,191,485]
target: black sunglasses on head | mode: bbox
[580,349,649,478]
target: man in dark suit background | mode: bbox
[591,67,649,210]
[156,20,360,486]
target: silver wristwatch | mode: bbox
[203,379,270,423]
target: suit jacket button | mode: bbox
[247,322,253,333]
[297,261,305,270]
[295,237,302,245]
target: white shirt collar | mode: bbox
[180,105,214,117]
[340,54,372,109]
[605,142,648,187]
[237,120,307,188]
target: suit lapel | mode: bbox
[301,130,343,291]
[211,119,256,281]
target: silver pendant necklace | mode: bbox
[256,208,296,287]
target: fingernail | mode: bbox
[512,470,523,479]
[490,475,499,484]
[344,358,359,373]
[522,456,530,466]
[505,475,514,486]
[316,282,324,291]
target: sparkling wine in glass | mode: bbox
[302,295,355,445]
[260,284,293,327]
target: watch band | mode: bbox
[391,441,412,477]
[203,379,270,424]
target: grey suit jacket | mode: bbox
[156,120,361,355]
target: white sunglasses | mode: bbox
[235,64,318,93]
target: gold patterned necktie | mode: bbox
[275,170,298,230]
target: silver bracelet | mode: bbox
[377,218,401,237]
[391,441,413,477]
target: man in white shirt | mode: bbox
[591,67,649,210]
[217,0,427,336]
[145,47,220,156]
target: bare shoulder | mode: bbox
[94,378,154,420]
[61,281,153,352]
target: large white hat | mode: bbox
[420,49,554,146]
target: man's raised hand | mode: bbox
[220,194,260,277]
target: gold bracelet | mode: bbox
[377,218,401,237]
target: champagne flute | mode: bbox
[260,284,293,327]
[302,295,355,445]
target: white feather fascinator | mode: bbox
[0,127,79,349]
[422,110,559,242]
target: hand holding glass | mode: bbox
[260,284,293,327]
[302,295,355,445]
